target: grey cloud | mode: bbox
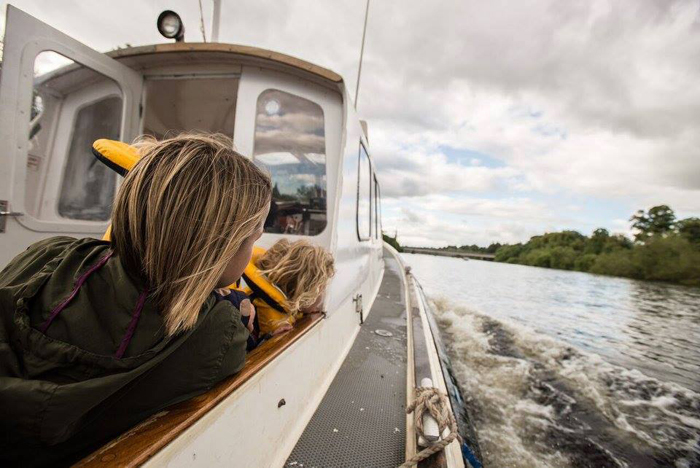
[6,0,700,245]
[361,0,700,138]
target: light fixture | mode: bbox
[157,10,185,42]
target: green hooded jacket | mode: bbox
[0,237,249,466]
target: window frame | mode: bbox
[356,142,372,241]
[0,6,143,235]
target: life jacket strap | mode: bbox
[242,272,288,314]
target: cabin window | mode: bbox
[27,51,123,221]
[357,144,372,240]
[58,96,122,220]
[374,176,381,239]
[253,89,327,236]
[143,77,239,139]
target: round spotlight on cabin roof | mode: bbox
[157,10,185,42]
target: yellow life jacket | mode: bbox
[92,139,141,241]
[92,139,140,176]
[232,246,300,335]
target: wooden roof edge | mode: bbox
[107,43,344,84]
[75,313,325,467]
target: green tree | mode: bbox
[382,232,402,252]
[486,242,502,254]
[522,249,552,268]
[585,228,610,255]
[574,253,598,272]
[589,250,640,278]
[604,234,633,252]
[677,217,700,245]
[484,204,700,285]
[494,243,524,262]
[630,205,676,242]
[631,236,700,285]
[549,246,577,270]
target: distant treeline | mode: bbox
[431,243,503,254]
[494,205,700,286]
[395,205,700,286]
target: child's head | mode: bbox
[110,133,271,336]
[256,239,335,315]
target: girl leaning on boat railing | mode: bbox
[215,238,335,350]
[0,132,332,466]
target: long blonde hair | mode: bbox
[110,133,271,336]
[257,239,335,314]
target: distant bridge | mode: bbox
[402,247,496,261]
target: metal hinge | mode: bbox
[0,200,23,233]
[353,293,363,325]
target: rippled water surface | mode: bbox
[402,253,700,468]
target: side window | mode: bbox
[357,144,371,240]
[374,176,381,239]
[27,51,124,221]
[58,96,122,220]
[253,89,327,236]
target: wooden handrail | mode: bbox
[75,314,324,467]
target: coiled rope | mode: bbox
[398,387,462,468]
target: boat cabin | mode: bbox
[0,4,387,465]
[0,6,480,468]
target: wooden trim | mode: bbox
[75,313,325,467]
[106,43,343,83]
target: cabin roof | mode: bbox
[107,42,343,84]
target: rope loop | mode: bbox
[398,386,462,468]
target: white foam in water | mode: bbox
[429,297,700,468]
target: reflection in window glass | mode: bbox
[26,51,79,218]
[143,78,238,138]
[58,96,121,220]
[254,89,327,235]
[357,144,371,240]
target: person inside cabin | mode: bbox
[218,239,335,338]
[0,133,272,466]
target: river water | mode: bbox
[402,253,700,468]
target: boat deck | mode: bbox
[287,249,408,468]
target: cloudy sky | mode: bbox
[3,0,699,247]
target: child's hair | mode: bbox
[256,239,335,314]
[110,133,272,336]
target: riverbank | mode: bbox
[495,231,700,287]
[398,206,700,287]
[401,246,495,260]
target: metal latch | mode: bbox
[353,293,363,325]
[0,200,23,233]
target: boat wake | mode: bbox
[430,297,700,468]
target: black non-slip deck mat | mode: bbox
[286,249,408,468]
